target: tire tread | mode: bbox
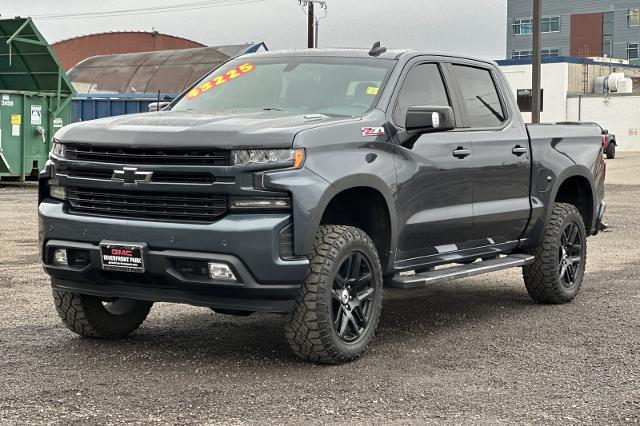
[284,225,382,364]
[522,203,587,304]
[53,289,151,338]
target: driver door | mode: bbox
[391,62,475,267]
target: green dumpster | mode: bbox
[0,17,74,180]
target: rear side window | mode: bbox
[393,64,450,126]
[451,65,506,128]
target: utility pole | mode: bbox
[531,0,542,123]
[307,1,314,48]
[300,1,326,48]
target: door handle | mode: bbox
[452,147,471,159]
[512,145,528,156]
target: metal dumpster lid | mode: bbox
[0,17,74,114]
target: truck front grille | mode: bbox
[66,169,218,184]
[66,144,230,166]
[67,187,228,223]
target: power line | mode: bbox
[30,0,267,21]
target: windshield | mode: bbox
[172,56,395,117]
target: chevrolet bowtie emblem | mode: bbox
[112,167,153,185]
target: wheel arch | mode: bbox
[305,176,398,274]
[550,168,596,233]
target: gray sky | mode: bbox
[2,0,507,59]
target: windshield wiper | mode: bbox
[262,107,284,112]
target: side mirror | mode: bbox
[148,101,171,112]
[602,129,609,135]
[405,106,455,134]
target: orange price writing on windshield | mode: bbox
[186,63,255,100]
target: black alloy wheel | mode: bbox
[558,221,583,289]
[331,251,376,343]
[523,203,587,304]
[285,225,383,364]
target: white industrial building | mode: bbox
[497,57,640,150]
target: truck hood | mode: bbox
[55,110,356,149]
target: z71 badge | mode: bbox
[361,127,385,137]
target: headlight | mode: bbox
[50,140,65,159]
[231,148,305,169]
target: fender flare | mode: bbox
[547,164,597,230]
[301,173,398,271]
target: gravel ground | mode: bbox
[1,154,639,424]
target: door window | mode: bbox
[451,65,506,128]
[393,64,449,126]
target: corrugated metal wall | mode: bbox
[71,94,179,122]
[52,32,205,70]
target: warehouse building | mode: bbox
[51,31,206,70]
[497,56,640,150]
[69,43,267,122]
[507,0,640,61]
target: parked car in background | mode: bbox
[40,47,606,364]
[557,121,617,159]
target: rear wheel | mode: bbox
[523,203,587,304]
[285,225,383,364]
[53,289,152,338]
[606,143,616,159]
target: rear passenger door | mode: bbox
[448,63,531,248]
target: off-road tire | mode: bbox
[523,203,587,304]
[285,225,383,364]
[53,289,152,338]
[606,143,616,159]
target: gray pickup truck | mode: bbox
[39,46,606,364]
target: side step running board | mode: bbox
[389,254,535,289]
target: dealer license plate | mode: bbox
[100,241,146,273]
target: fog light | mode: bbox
[49,185,66,201]
[208,262,236,281]
[53,249,68,265]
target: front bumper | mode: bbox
[39,200,309,313]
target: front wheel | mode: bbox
[53,289,152,338]
[285,225,383,364]
[522,203,587,304]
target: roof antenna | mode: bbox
[369,41,387,57]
